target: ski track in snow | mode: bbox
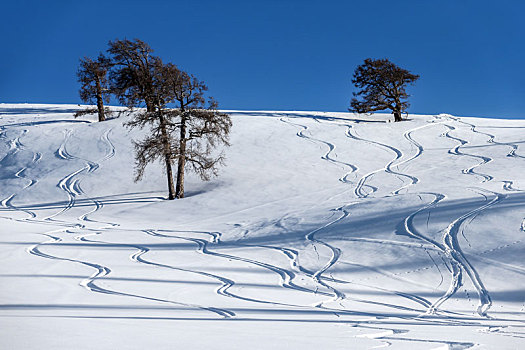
[0,125,222,316]
[143,229,320,308]
[0,124,239,319]
[340,117,464,314]
[343,120,435,198]
[12,127,229,318]
[86,229,235,318]
[26,228,228,318]
[299,116,446,308]
[279,116,357,308]
[0,129,42,221]
[277,114,484,347]
[2,109,525,349]
[429,115,525,319]
[77,129,120,227]
[441,115,494,183]
[453,116,525,233]
[281,114,525,345]
[427,189,504,317]
[280,116,358,183]
[44,129,95,222]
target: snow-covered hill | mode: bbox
[1,104,524,349]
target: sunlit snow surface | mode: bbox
[1,104,524,349]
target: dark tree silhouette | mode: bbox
[350,58,419,122]
[107,38,160,112]
[107,38,177,199]
[168,70,231,199]
[106,38,231,200]
[77,54,112,121]
[123,61,179,199]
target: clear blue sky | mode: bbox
[1,0,524,118]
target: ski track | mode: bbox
[395,189,500,318]
[430,189,505,317]
[432,115,515,317]
[282,116,427,309]
[77,129,120,227]
[10,130,42,190]
[2,111,524,348]
[279,116,357,309]
[287,114,524,344]
[12,127,230,318]
[70,224,364,319]
[44,130,90,221]
[441,116,493,183]
[343,122,426,198]
[454,117,525,233]
[0,128,42,221]
[144,227,437,327]
[144,227,469,344]
[26,228,227,318]
[277,114,466,347]
[279,116,358,183]
[149,229,330,306]
[303,116,447,310]
[341,117,464,317]
[456,117,525,160]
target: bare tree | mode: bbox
[123,61,179,199]
[106,38,177,199]
[107,38,231,200]
[107,38,159,112]
[76,54,112,121]
[350,58,419,122]
[168,71,232,199]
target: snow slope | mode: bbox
[1,104,524,349]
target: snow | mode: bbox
[1,103,524,349]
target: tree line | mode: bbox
[77,38,231,200]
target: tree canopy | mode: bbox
[102,38,231,200]
[350,58,419,122]
[76,54,112,121]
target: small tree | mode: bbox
[168,71,232,199]
[349,58,419,122]
[77,54,112,121]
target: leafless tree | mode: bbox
[106,38,231,200]
[163,70,231,199]
[122,61,179,199]
[108,38,160,112]
[76,54,112,121]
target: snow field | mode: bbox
[1,104,524,349]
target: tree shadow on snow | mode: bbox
[226,111,389,124]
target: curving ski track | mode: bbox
[280,115,447,316]
[344,123,425,198]
[441,116,493,183]
[2,110,524,349]
[26,228,229,318]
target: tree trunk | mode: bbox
[95,78,105,122]
[159,112,175,200]
[164,152,175,200]
[175,114,187,199]
[146,98,155,112]
[393,110,402,122]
